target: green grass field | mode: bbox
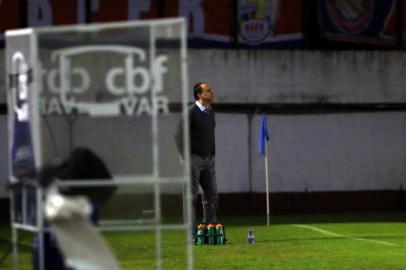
[1,212,406,269]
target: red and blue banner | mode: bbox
[0,0,22,41]
[238,0,303,48]
[318,0,399,46]
[164,0,235,47]
[0,0,303,48]
[4,1,406,48]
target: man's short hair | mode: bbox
[193,82,207,100]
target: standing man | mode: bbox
[175,82,218,231]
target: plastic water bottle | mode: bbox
[216,224,224,245]
[196,224,205,245]
[207,224,215,245]
[247,229,255,244]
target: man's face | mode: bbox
[199,83,214,104]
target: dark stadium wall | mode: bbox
[1,49,406,218]
[216,113,406,194]
[2,50,406,105]
[1,190,405,223]
[2,111,405,209]
[217,190,406,215]
[188,49,406,105]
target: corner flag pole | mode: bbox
[258,113,270,226]
[264,139,270,226]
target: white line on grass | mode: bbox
[293,224,397,247]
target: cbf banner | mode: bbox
[238,0,303,48]
[318,0,397,46]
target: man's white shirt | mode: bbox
[195,101,207,112]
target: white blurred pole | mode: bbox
[264,141,270,226]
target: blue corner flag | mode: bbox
[258,113,269,156]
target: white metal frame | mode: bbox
[6,18,192,270]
